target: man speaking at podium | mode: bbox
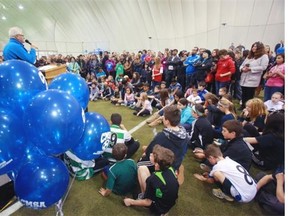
[3,26,37,64]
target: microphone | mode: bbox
[25,39,32,45]
[25,39,38,49]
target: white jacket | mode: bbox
[239,54,269,87]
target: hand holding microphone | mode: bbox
[25,39,38,49]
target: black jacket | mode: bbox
[221,136,252,171]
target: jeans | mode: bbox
[231,80,242,100]
[186,74,193,89]
[215,81,230,96]
[264,86,284,101]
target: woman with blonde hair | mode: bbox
[240,98,268,137]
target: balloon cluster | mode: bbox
[0,60,111,210]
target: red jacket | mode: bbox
[215,56,235,82]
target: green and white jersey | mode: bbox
[103,124,132,163]
[64,151,95,181]
[110,124,131,144]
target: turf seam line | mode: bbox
[128,120,147,135]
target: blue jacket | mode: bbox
[3,38,36,64]
[184,54,200,75]
[180,106,195,125]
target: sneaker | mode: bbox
[200,163,211,172]
[212,188,234,202]
[137,192,144,200]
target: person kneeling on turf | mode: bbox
[197,144,257,202]
[124,145,179,215]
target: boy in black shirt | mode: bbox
[124,145,179,215]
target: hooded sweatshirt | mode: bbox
[215,56,235,82]
[140,126,189,170]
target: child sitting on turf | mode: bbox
[110,86,123,105]
[124,145,179,215]
[197,81,209,102]
[89,82,100,101]
[187,88,202,106]
[177,97,195,132]
[218,86,229,99]
[123,87,135,107]
[184,83,194,98]
[195,144,257,202]
[99,143,137,197]
[264,92,284,112]
[190,104,214,160]
[133,92,153,117]
[103,113,140,164]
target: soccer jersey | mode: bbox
[144,167,179,215]
[209,157,257,202]
[64,151,95,181]
[110,124,131,144]
[103,125,132,163]
[106,159,137,195]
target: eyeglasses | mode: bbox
[17,34,24,37]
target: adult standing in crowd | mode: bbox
[165,49,181,87]
[239,42,269,110]
[195,49,213,85]
[184,47,200,89]
[3,26,37,64]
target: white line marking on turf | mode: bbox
[0,201,23,216]
[128,120,147,135]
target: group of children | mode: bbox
[65,70,285,215]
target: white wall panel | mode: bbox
[0,0,284,55]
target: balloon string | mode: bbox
[55,171,76,216]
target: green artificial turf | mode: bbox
[12,100,264,216]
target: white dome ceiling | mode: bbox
[0,0,285,55]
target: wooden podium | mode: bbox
[38,64,67,84]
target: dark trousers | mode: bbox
[255,172,284,215]
[126,139,140,159]
[241,86,256,109]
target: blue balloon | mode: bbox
[15,156,69,209]
[24,89,85,155]
[22,143,46,164]
[71,112,111,160]
[0,109,26,175]
[49,72,89,110]
[0,60,47,117]
[7,143,46,181]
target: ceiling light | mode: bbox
[18,5,24,10]
[2,16,6,20]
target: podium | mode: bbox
[38,64,67,84]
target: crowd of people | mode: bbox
[1,26,285,215]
